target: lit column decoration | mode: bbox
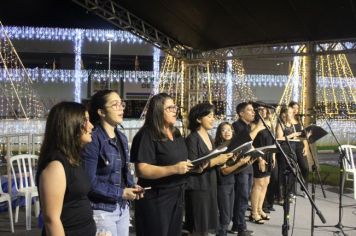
[292,56,300,102]
[74,29,83,102]
[225,54,233,118]
[153,47,161,95]
[106,33,114,89]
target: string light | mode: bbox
[279,56,356,117]
[74,29,82,102]
[0,68,155,83]
[0,23,45,118]
[2,26,144,44]
[152,47,160,95]
[225,54,233,117]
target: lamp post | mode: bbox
[106,33,114,89]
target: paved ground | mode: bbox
[0,152,355,236]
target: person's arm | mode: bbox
[276,123,301,140]
[82,136,137,202]
[39,161,66,236]
[135,161,192,179]
[221,156,252,175]
[250,119,265,140]
[210,153,234,168]
[276,123,285,139]
[132,129,192,179]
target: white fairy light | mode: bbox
[225,54,233,117]
[3,26,143,44]
[152,47,161,95]
[74,29,83,102]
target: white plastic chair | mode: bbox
[10,154,40,230]
[339,145,356,200]
[0,176,14,233]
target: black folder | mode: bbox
[191,145,228,166]
[301,124,328,144]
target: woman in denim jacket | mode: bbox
[82,90,143,236]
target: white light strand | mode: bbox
[74,29,82,102]
[0,69,354,88]
[2,26,144,44]
[152,47,161,95]
[226,55,233,117]
[292,56,301,102]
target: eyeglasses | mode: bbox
[107,101,126,110]
[164,105,178,113]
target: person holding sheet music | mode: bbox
[185,103,233,236]
[276,105,302,202]
[289,101,310,196]
[249,106,276,224]
[215,122,251,236]
[230,102,265,236]
[130,93,193,236]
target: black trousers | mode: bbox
[277,149,297,198]
[295,142,309,190]
[264,164,278,208]
[217,184,234,236]
[135,185,184,236]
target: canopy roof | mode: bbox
[2,0,356,51]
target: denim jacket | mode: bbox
[81,124,134,212]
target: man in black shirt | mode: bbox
[230,102,264,236]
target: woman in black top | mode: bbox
[289,101,310,194]
[215,122,250,236]
[185,103,233,236]
[130,93,193,236]
[276,106,302,201]
[249,106,275,224]
[36,102,96,236]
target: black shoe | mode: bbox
[238,230,254,236]
[249,215,265,224]
[268,207,276,211]
[263,207,270,213]
[227,227,238,234]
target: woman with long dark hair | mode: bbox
[276,105,302,202]
[36,102,96,236]
[82,90,141,236]
[185,103,233,236]
[289,101,309,195]
[131,93,193,236]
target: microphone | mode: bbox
[251,101,276,110]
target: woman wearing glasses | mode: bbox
[131,93,193,236]
[82,90,143,236]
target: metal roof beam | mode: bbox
[72,0,189,58]
[192,39,356,60]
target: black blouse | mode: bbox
[130,127,188,188]
[37,151,96,236]
[186,131,218,190]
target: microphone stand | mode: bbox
[312,114,356,236]
[297,116,327,236]
[255,111,326,236]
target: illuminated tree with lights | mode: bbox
[144,54,256,119]
[0,22,44,119]
[278,45,356,120]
